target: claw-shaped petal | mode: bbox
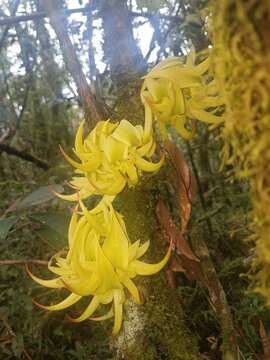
[33,293,81,311]
[68,295,100,322]
[26,266,63,289]
[131,239,172,276]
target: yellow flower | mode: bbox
[141,51,224,139]
[28,202,171,335]
[56,112,163,202]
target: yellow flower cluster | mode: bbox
[30,102,170,334]
[211,0,270,302]
[141,51,224,139]
[57,110,163,201]
[28,201,171,335]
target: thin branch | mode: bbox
[130,11,182,22]
[0,259,48,266]
[0,6,92,27]
[190,226,239,359]
[16,75,31,129]
[41,0,103,126]
[86,0,96,82]
[186,141,213,235]
[0,8,182,27]
[0,144,49,170]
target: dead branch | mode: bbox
[0,144,49,170]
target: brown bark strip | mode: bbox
[42,0,104,126]
[191,227,238,359]
[162,142,238,359]
[0,144,49,170]
[165,142,197,234]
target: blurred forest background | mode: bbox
[0,0,269,359]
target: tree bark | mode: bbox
[100,0,146,86]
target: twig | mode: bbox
[41,0,104,126]
[0,259,48,266]
[0,144,49,170]
[186,141,213,235]
[16,78,30,129]
[191,226,239,359]
[130,11,182,22]
[0,6,92,27]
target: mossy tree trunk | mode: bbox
[99,1,202,359]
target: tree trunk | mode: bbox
[99,1,202,358]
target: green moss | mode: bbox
[112,180,202,360]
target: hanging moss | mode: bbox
[211,0,270,302]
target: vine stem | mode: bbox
[0,259,48,266]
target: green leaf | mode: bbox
[36,226,66,250]
[30,212,70,249]
[0,216,18,241]
[30,212,70,236]
[16,184,64,209]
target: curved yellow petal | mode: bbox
[59,146,86,170]
[68,295,100,322]
[189,107,224,124]
[173,116,196,140]
[112,291,123,336]
[78,199,107,236]
[33,293,81,311]
[131,240,172,276]
[135,155,164,172]
[26,266,63,289]
[122,277,141,304]
[91,307,114,321]
[75,120,85,153]
[128,240,140,262]
[121,162,138,185]
[47,264,73,276]
[136,240,150,259]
